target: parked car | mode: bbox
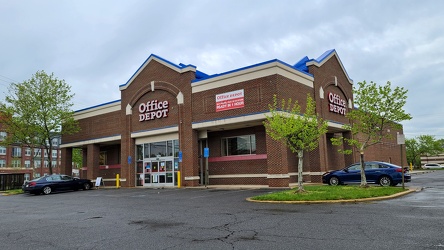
[22,174,93,195]
[422,163,444,169]
[322,161,411,187]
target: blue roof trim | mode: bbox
[75,99,120,113]
[316,49,336,62]
[305,49,335,65]
[294,56,310,73]
[195,70,209,80]
[119,54,197,88]
[191,58,313,83]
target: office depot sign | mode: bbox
[216,89,245,112]
[328,92,346,115]
[139,100,169,121]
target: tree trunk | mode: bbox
[359,152,368,187]
[296,150,305,193]
[47,144,53,175]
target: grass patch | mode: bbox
[250,185,406,201]
[1,189,24,195]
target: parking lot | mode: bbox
[1,171,444,250]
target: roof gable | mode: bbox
[306,49,353,84]
[119,54,196,90]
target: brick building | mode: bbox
[60,49,406,188]
[0,130,62,181]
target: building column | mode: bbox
[60,147,73,175]
[265,134,290,187]
[86,144,100,180]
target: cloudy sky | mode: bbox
[0,0,443,139]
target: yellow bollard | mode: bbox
[410,162,413,172]
[116,174,120,188]
[177,171,181,188]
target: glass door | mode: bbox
[136,139,179,187]
[143,159,174,187]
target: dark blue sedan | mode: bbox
[322,161,411,186]
[22,174,93,195]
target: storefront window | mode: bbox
[167,141,173,156]
[174,140,179,157]
[99,151,107,165]
[143,143,150,158]
[221,135,256,156]
[150,142,166,157]
[136,145,143,161]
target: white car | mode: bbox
[423,163,444,169]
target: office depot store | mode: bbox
[60,49,404,188]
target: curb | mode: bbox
[246,187,421,204]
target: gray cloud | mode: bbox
[1,0,443,138]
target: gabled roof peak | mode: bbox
[305,49,353,84]
[119,54,196,91]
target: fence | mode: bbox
[0,173,25,191]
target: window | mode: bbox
[52,149,58,158]
[25,148,31,156]
[0,159,5,168]
[25,160,31,168]
[24,174,30,181]
[347,164,361,171]
[221,135,256,156]
[137,145,143,161]
[150,142,167,157]
[139,140,179,160]
[52,138,59,146]
[34,148,41,157]
[12,147,22,157]
[12,159,21,168]
[0,146,6,155]
[34,160,41,168]
[51,161,57,168]
[0,131,6,140]
[34,173,41,178]
[44,160,49,168]
[99,151,107,165]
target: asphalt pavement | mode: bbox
[1,170,443,250]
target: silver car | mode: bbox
[423,163,444,169]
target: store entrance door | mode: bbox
[144,158,175,187]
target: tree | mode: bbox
[331,81,412,187]
[0,70,79,174]
[72,148,83,168]
[406,135,444,167]
[264,94,328,192]
[405,138,420,167]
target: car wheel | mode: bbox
[42,186,52,195]
[83,183,91,190]
[329,176,340,186]
[379,176,392,187]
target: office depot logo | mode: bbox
[328,92,346,115]
[139,100,169,121]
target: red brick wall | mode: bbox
[62,110,122,144]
